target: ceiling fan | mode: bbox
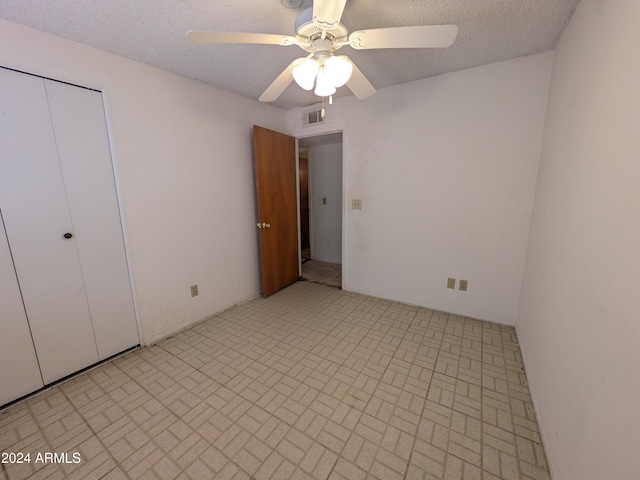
[187,0,458,103]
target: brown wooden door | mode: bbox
[253,125,299,296]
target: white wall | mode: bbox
[287,52,553,324]
[309,142,343,264]
[516,2,640,479]
[0,19,287,344]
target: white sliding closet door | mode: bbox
[0,214,43,405]
[44,80,139,359]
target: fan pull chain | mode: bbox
[321,96,326,119]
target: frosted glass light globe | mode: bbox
[325,55,353,87]
[292,58,319,91]
[314,67,337,97]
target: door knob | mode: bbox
[63,232,73,239]
[256,222,271,229]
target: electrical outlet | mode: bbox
[190,284,199,297]
[459,280,468,292]
[352,199,362,209]
[447,278,455,289]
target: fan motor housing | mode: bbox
[295,7,348,50]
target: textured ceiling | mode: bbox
[0,0,580,109]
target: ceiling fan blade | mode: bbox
[187,31,298,46]
[313,0,347,30]
[345,59,376,100]
[349,25,458,50]
[259,58,305,102]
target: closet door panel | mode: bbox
[0,216,44,405]
[45,80,139,359]
[0,68,99,384]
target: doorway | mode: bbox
[299,151,311,262]
[297,132,343,288]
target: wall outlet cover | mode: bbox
[190,284,199,297]
[459,280,468,291]
[447,278,456,289]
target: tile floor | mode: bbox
[0,282,550,480]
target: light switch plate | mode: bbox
[447,278,455,289]
[459,280,468,292]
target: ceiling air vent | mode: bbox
[303,108,324,126]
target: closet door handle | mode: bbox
[63,232,73,239]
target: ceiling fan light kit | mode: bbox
[187,0,458,104]
[292,52,352,95]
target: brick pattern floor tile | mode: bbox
[0,282,550,479]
